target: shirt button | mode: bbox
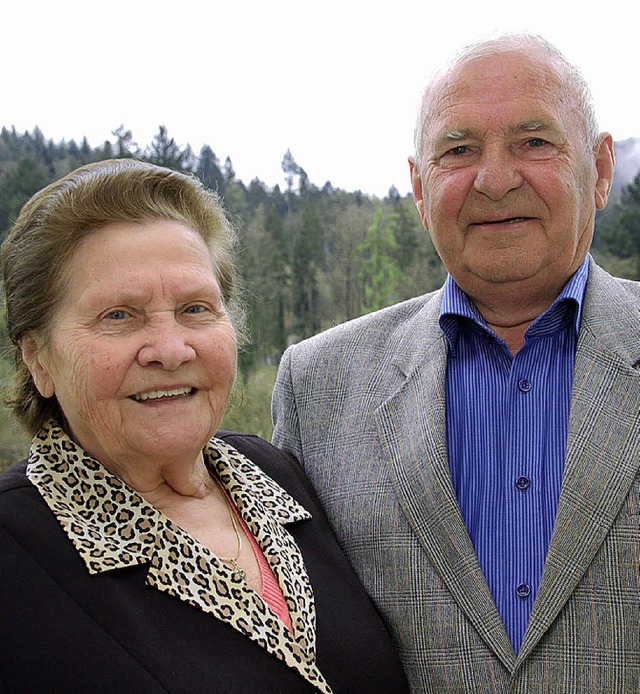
[515,476,531,491]
[518,378,532,393]
[516,583,531,599]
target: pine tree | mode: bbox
[0,157,50,237]
[358,206,400,313]
[616,172,640,276]
[144,126,193,171]
[291,199,323,337]
[197,145,225,194]
[111,125,137,159]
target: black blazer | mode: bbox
[0,432,408,693]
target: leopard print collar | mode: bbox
[27,420,332,693]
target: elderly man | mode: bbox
[272,33,640,692]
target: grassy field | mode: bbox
[0,364,278,474]
[219,364,277,440]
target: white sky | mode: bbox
[3,0,639,197]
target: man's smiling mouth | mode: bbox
[481,217,532,225]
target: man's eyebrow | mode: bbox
[429,129,470,152]
[516,120,552,133]
[439,122,555,140]
[429,121,562,155]
[426,128,479,158]
[441,129,469,141]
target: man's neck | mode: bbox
[467,281,565,356]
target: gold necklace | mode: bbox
[218,490,246,581]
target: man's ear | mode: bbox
[594,133,615,210]
[409,156,429,231]
[21,334,55,398]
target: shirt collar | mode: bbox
[439,254,590,353]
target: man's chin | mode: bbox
[466,254,545,286]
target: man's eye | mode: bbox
[446,145,469,156]
[518,137,560,159]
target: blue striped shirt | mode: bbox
[439,257,589,653]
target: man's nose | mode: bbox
[473,146,523,201]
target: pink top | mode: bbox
[222,486,293,633]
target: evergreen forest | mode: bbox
[1,124,639,468]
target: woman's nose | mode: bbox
[136,321,197,370]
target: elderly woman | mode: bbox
[0,159,408,693]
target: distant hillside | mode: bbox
[612,137,640,198]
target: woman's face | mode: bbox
[28,220,237,470]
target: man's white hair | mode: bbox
[413,32,600,169]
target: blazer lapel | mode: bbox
[183,438,332,693]
[374,291,517,670]
[146,514,331,693]
[519,262,640,661]
[207,439,317,653]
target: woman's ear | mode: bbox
[21,334,55,398]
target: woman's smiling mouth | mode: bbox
[132,386,194,402]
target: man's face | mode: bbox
[410,49,613,304]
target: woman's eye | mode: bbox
[184,304,208,315]
[104,309,129,320]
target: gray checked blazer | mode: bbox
[272,258,640,693]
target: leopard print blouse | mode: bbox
[27,420,332,693]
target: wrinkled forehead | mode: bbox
[419,49,577,147]
[426,48,566,114]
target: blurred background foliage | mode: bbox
[1,126,639,471]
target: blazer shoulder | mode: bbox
[214,432,325,513]
[584,261,640,324]
[615,277,640,302]
[0,459,30,497]
[215,431,296,469]
[588,259,640,303]
[286,288,444,357]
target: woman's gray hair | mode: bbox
[413,33,600,169]
[1,158,245,435]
